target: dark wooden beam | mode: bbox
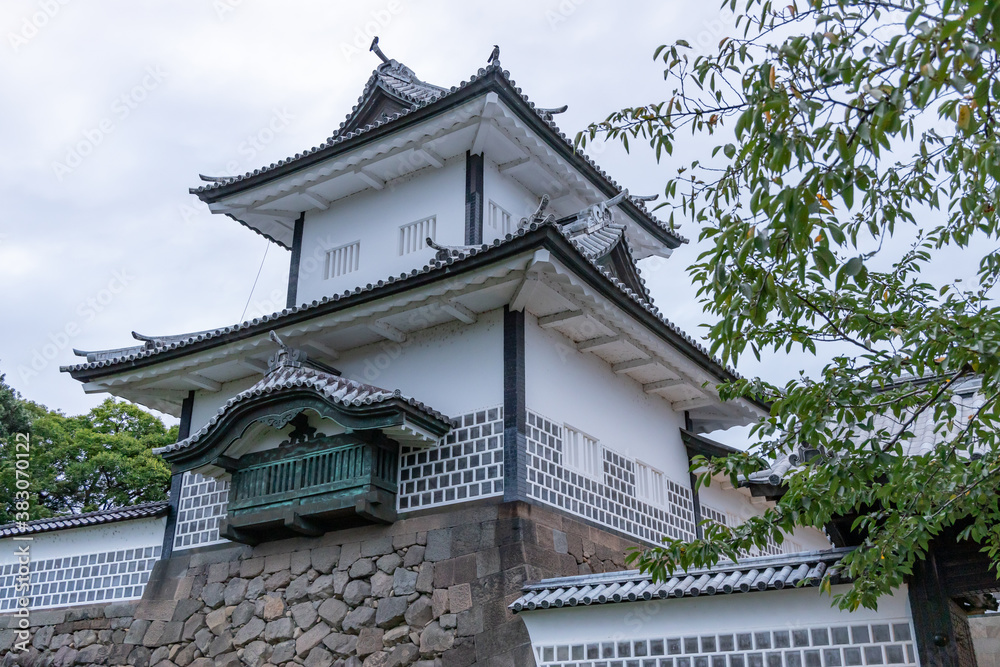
[286,212,305,309]
[503,306,527,502]
[465,151,484,245]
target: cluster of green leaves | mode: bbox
[0,372,174,524]
[581,0,1000,610]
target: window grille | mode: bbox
[398,216,436,255]
[488,201,513,236]
[563,426,602,479]
[173,472,230,550]
[324,241,360,279]
[636,461,668,507]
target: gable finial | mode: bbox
[267,330,306,372]
[488,45,500,66]
[370,36,390,64]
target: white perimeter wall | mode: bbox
[296,158,466,304]
[520,585,913,648]
[525,313,690,485]
[0,517,165,568]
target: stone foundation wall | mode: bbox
[971,615,1000,667]
[0,501,636,667]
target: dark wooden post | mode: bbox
[909,551,978,667]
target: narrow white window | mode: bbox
[488,201,513,236]
[324,241,360,279]
[636,461,667,507]
[398,216,436,255]
[563,425,601,479]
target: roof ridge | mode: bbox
[0,501,170,538]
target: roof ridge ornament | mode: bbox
[562,190,658,236]
[426,237,474,260]
[370,36,390,65]
[519,194,556,229]
[267,330,306,373]
[488,45,500,66]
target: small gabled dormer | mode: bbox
[154,333,451,545]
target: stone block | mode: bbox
[403,545,425,567]
[338,542,361,570]
[30,609,67,626]
[393,568,418,596]
[424,529,452,562]
[223,577,249,606]
[404,596,434,628]
[242,639,271,666]
[357,627,385,657]
[350,557,377,579]
[264,570,291,591]
[318,598,349,629]
[361,536,393,557]
[448,584,472,614]
[272,639,297,664]
[420,621,454,653]
[135,599,179,622]
[292,600,318,629]
[265,617,295,642]
[304,646,335,667]
[207,630,233,657]
[200,582,226,608]
[344,579,372,606]
[375,596,409,629]
[231,599,255,627]
[264,552,291,573]
[432,588,449,618]
[262,594,285,620]
[324,631,358,656]
[182,613,205,641]
[296,621,331,656]
[308,573,337,599]
[416,562,434,593]
[207,562,229,583]
[205,606,228,634]
[105,601,139,618]
[233,617,265,647]
[343,605,377,633]
[239,557,264,579]
[125,619,150,644]
[311,546,341,574]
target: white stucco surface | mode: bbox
[482,157,542,243]
[0,517,165,568]
[524,313,689,484]
[519,585,913,647]
[296,158,465,303]
[335,309,503,419]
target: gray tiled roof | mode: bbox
[743,378,985,488]
[154,363,454,457]
[0,501,169,538]
[509,548,852,612]
[187,60,686,249]
[61,222,739,386]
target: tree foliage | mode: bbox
[580,0,1000,610]
[0,382,175,524]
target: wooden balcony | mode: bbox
[217,433,398,544]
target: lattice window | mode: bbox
[398,406,504,511]
[637,461,668,508]
[564,425,602,479]
[0,545,161,611]
[526,411,697,544]
[324,240,360,278]
[701,504,729,526]
[533,620,918,667]
[398,216,436,255]
[488,201,513,236]
[173,472,230,550]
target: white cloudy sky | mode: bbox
[0,0,965,428]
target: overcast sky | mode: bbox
[0,0,953,433]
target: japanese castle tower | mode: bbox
[1,43,989,667]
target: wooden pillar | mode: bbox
[909,551,978,667]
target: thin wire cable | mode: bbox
[240,242,269,322]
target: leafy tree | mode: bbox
[580,0,1000,610]
[0,391,175,523]
[0,371,30,442]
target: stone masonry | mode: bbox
[0,501,637,667]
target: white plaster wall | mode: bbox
[334,308,504,419]
[482,157,542,243]
[520,585,913,647]
[0,517,165,568]
[189,374,261,437]
[525,314,689,485]
[296,158,466,303]
[698,484,831,552]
